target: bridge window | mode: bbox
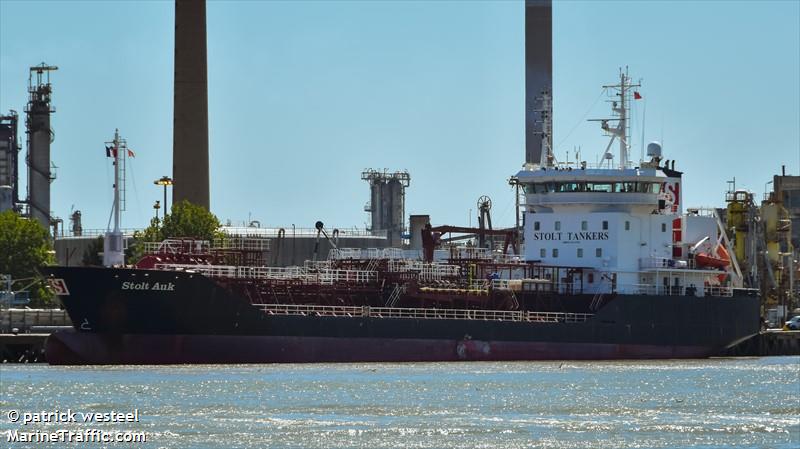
[557,182,585,192]
[534,221,540,231]
[523,180,661,195]
[625,221,630,231]
[596,248,603,257]
[577,248,583,258]
[661,223,667,232]
[552,248,559,258]
[555,221,561,231]
[647,182,660,193]
[540,248,546,258]
[587,182,613,192]
[602,220,608,230]
[581,221,588,231]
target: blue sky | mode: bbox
[1,0,798,232]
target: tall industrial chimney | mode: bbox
[525,0,552,165]
[26,63,58,230]
[173,0,210,209]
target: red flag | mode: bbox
[633,91,642,100]
[127,148,136,158]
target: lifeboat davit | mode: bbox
[695,244,730,269]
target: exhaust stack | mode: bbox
[525,0,552,166]
[172,0,210,209]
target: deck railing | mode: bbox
[156,264,377,284]
[141,237,271,255]
[328,247,413,260]
[387,260,461,280]
[639,257,695,269]
[256,303,594,323]
[624,283,733,297]
[154,263,735,298]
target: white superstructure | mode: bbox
[515,70,739,297]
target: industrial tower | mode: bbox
[173,0,210,210]
[0,112,20,213]
[25,63,58,230]
[525,0,552,166]
[362,169,410,247]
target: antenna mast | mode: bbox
[591,68,640,169]
[103,129,129,267]
[535,89,555,167]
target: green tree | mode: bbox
[129,201,222,262]
[0,210,55,306]
[161,200,222,241]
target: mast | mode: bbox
[618,71,628,168]
[537,89,554,167]
[113,129,121,234]
[592,68,640,169]
[103,129,126,267]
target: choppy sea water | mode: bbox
[1,357,798,449]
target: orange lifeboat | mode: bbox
[695,244,730,269]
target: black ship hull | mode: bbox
[41,266,760,365]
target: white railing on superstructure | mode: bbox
[316,269,377,284]
[491,278,733,298]
[328,247,415,260]
[491,253,525,264]
[491,279,515,290]
[449,247,492,260]
[155,264,377,284]
[626,283,733,297]
[140,237,270,255]
[256,303,594,323]
[684,207,718,217]
[639,257,695,269]
[418,281,490,295]
[154,264,735,297]
[386,259,461,280]
[236,266,309,280]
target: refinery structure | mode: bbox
[723,170,799,325]
[1,64,60,232]
[0,0,797,327]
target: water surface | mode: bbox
[1,357,798,448]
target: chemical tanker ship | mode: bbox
[41,72,759,364]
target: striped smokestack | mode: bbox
[525,0,552,165]
[173,0,210,209]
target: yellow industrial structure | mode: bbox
[725,167,798,325]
